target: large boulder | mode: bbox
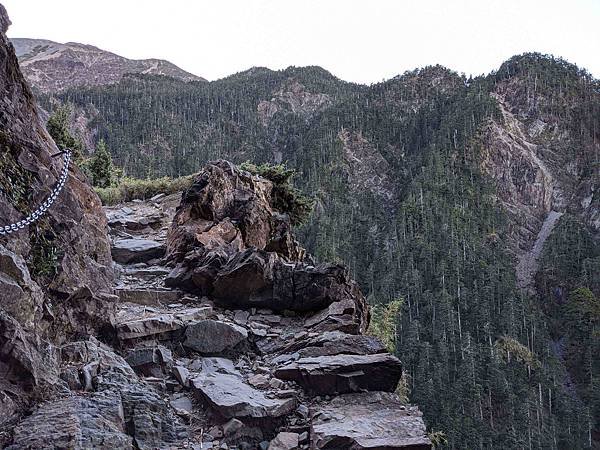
[7,391,134,450]
[164,161,369,322]
[166,160,277,260]
[310,392,432,449]
[184,319,248,354]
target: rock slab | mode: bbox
[112,238,165,264]
[274,353,402,395]
[184,319,248,354]
[310,392,432,449]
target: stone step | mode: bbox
[116,303,213,341]
[116,288,183,306]
[111,238,165,264]
[121,265,171,280]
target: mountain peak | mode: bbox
[10,37,206,93]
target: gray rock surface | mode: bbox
[184,319,248,354]
[7,392,134,450]
[274,353,402,395]
[115,303,212,341]
[112,238,165,264]
[268,432,300,450]
[310,392,431,449]
[191,358,296,419]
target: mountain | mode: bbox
[10,37,205,93]
[41,54,600,449]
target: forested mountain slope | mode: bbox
[33,53,600,448]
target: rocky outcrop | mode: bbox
[94,158,428,447]
[165,160,368,326]
[11,38,205,93]
[339,130,395,202]
[257,79,332,127]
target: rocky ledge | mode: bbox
[84,160,431,449]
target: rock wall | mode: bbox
[0,3,113,440]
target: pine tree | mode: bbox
[46,105,84,160]
[88,139,115,188]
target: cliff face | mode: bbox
[0,4,115,441]
[480,55,600,291]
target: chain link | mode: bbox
[0,150,71,237]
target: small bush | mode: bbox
[240,162,314,225]
[368,299,403,354]
[95,175,193,205]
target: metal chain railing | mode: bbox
[0,150,71,236]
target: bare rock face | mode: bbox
[257,79,332,127]
[0,4,113,436]
[339,129,395,202]
[0,246,43,328]
[0,7,113,299]
[0,3,9,33]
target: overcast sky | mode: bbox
[3,0,600,84]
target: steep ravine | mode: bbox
[516,210,563,292]
[483,93,567,292]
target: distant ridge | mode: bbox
[10,37,205,92]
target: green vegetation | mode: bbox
[28,219,61,278]
[84,139,121,188]
[0,132,33,212]
[95,175,193,205]
[46,105,84,160]
[40,53,600,449]
[369,298,403,354]
[536,215,600,444]
[240,162,314,224]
